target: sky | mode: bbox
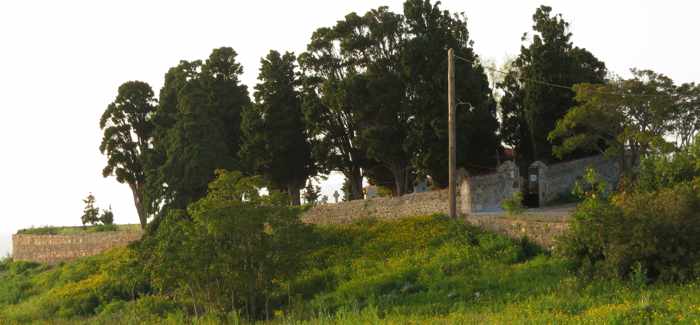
[1,1,698,257]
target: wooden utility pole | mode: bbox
[448,48,457,219]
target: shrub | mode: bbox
[636,150,700,193]
[141,170,312,320]
[93,224,118,232]
[100,208,114,225]
[501,192,525,215]
[560,176,700,282]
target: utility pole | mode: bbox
[448,48,457,219]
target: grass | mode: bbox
[3,215,700,323]
[16,224,140,235]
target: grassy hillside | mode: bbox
[2,215,700,324]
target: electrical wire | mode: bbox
[453,53,675,99]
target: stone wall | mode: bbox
[466,215,569,250]
[460,161,521,213]
[533,155,619,205]
[302,189,455,224]
[12,230,142,265]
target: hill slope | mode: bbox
[1,215,699,323]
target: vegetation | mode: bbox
[80,193,100,226]
[16,224,136,235]
[549,70,687,174]
[240,50,315,205]
[499,5,606,165]
[7,214,700,323]
[561,148,700,282]
[140,170,311,319]
[501,192,525,215]
[100,81,156,229]
[36,1,700,324]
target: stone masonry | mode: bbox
[12,230,142,265]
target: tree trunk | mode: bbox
[348,167,364,200]
[390,165,407,196]
[287,184,301,206]
[129,183,148,229]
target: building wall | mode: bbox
[12,230,142,265]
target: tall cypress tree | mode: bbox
[402,0,500,186]
[148,48,250,212]
[240,51,314,205]
[499,6,607,165]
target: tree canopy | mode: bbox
[499,5,607,165]
[147,48,251,214]
[99,80,156,228]
[549,69,688,174]
[240,50,314,205]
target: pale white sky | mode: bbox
[1,1,698,256]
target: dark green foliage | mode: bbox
[560,169,700,283]
[300,1,500,194]
[402,0,500,185]
[499,5,606,165]
[100,81,156,229]
[148,48,250,214]
[240,50,314,205]
[81,193,100,226]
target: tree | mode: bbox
[299,25,369,200]
[240,51,314,205]
[549,70,677,174]
[301,1,500,193]
[347,8,415,195]
[100,206,114,225]
[100,81,156,229]
[499,5,607,165]
[148,48,251,213]
[402,0,500,185]
[674,82,700,149]
[81,193,100,226]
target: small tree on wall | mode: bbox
[81,193,100,226]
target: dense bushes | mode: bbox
[140,170,312,320]
[560,165,700,282]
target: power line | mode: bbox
[453,53,675,100]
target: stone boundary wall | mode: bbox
[460,161,521,213]
[302,189,457,224]
[12,230,143,265]
[302,188,571,249]
[535,155,619,205]
[466,215,569,250]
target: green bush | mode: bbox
[501,192,525,215]
[93,224,118,232]
[560,176,700,282]
[636,150,700,193]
